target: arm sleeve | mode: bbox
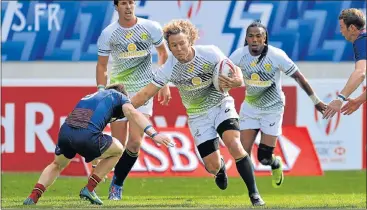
[97,30,111,56]
[354,36,367,62]
[229,49,242,66]
[149,21,164,47]
[278,50,299,76]
[152,55,174,88]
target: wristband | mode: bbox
[144,125,153,133]
[151,132,158,138]
[337,94,347,101]
[309,94,321,105]
[97,85,105,91]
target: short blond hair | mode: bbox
[339,8,366,29]
[163,19,199,45]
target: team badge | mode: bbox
[141,33,148,40]
[264,64,272,72]
[202,63,210,72]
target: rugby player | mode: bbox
[324,8,366,119]
[96,0,170,200]
[222,20,326,188]
[23,84,174,205]
[130,19,265,206]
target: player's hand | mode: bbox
[323,99,343,119]
[152,133,175,147]
[341,97,364,115]
[219,75,242,89]
[158,85,171,106]
[315,101,327,114]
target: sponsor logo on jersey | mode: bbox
[125,32,133,39]
[245,73,272,87]
[191,77,202,86]
[119,43,148,58]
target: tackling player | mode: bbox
[324,8,366,119]
[96,0,170,200]
[23,84,174,206]
[130,19,265,206]
[221,20,326,188]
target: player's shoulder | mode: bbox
[267,45,289,59]
[137,18,162,30]
[100,21,119,37]
[230,46,249,58]
[195,45,223,56]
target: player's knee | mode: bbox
[111,141,124,157]
[126,138,142,153]
[52,160,67,170]
[257,143,274,165]
[205,160,221,175]
[227,139,247,159]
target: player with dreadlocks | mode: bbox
[219,20,327,188]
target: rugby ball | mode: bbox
[212,59,236,93]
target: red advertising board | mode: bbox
[2,86,321,176]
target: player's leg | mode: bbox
[240,129,260,155]
[188,113,226,190]
[217,119,264,206]
[109,97,153,200]
[80,135,124,205]
[238,101,261,155]
[197,138,226,189]
[215,100,264,206]
[24,130,76,205]
[258,110,284,188]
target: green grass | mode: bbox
[1,170,366,209]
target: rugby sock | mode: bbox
[29,183,46,203]
[114,149,139,186]
[271,155,281,170]
[86,174,101,192]
[235,156,259,196]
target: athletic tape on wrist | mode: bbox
[309,94,321,105]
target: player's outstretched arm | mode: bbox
[122,103,174,147]
[290,71,327,113]
[130,83,161,109]
[340,60,366,98]
[96,55,109,90]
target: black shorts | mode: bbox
[55,124,112,163]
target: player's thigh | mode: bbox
[216,118,246,156]
[53,154,72,169]
[111,120,128,146]
[188,114,217,149]
[99,137,124,159]
[240,129,260,155]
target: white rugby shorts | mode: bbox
[239,101,284,136]
[188,97,239,146]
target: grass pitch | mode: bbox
[1,170,366,209]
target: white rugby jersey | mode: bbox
[97,18,164,92]
[229,45,299,111]
[152,45,229,116]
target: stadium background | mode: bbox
[1,0,366,209]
